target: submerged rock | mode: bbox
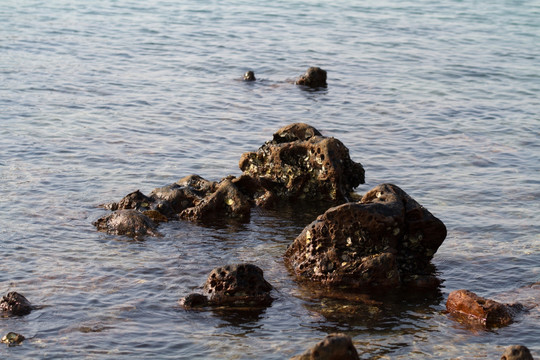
[284,183,446,289]
[501,345,534,360]
[290,333,359,360]
[239,123,364,205]
[1,332,25,346]
[295,67,327,88]
[0,292,32,316]
[93,209,161,238]
[180,264,273,309]
[243,71,256,81]
[446,289,525,328]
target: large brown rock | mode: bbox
[446,289,524,327]
[295,67,327,88]
[290,333,359,360]
[93,209,161,238]
[284,183,446,289]
[239,123,364,205]
[0,292,32,316]
[180,264,273,309]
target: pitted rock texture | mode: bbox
[290,333,359,360]
[284,183,446,289]
[0,292,32,316]
[239,123,365,205]
[446,289,525,328]
[93,209,161,237]
[180,178,251,222]
[295,67,327,88]
[501,345,534,360]
[203,264,273,306]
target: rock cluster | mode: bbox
[446,289,525,327]
[290,333,359,360]
[94,124,364,237]
[180,264,273,309]
[284,183,446,289]
[0,292,32,316]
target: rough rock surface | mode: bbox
[0,292,32,316]
[181,264,273,309]
[180,178,251,222]
[446,289,524,327]
[284,183,446,289]
[239,123,365,205]
[290,333,359,360]
[295,67,327,88]
[93,209,161,237]
[501,345,534,360]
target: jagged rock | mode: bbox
[180,177,251,222]
[1,332,25,346]
[290,333,359,360]
[284,183,446,289]
[501,345,534,360]
[239,123,364,205]
[446,289,524,327]
[243,71,256,81]
[295,67,327,88]
[93,209,161,237]
[0,292,32,316]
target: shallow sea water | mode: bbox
[1,0,539,358]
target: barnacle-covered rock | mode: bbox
[284,183,446,289]
[239,123,364,205]
[93,209,161,238]
[290,333,359,360]
[0,292,32,316]
[180,177,251,222]
[446,289,525,328]
[295,67,327,88]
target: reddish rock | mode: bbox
[0,292,32,316]
[239,123,364,205]
[290,333,359,360]
[446,289,525,327]
[295,67,327,88]
[93,209,161,238]
[284,183,446,289]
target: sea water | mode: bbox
[1,0,539,358]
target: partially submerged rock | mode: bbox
[446,289,525,327]
[93,209,161,238]
[1,332,25,346]
[180,264,273,309]
[284,183,446,289]
[501,345,534,360]
[239,123,364,205]
[0,292,32,316]
[295,67,327,88]
[290,333,359,360]
[243,71,256,81]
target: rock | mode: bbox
[239,123,364,205]
[295,67,327,88]
[284,183,446,289]
[203,264,273,306]
[0,292,32,316]
[446,289,525,327]
[243,71,256,81]
[179,293,209,309]
[501,345,534,360]
[1,332,25,346]
[290,333,359,360]
[180,177,251,222]
[93,209,161,237]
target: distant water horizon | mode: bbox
[1,0,539,358]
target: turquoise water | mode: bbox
[1,0,539,358]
